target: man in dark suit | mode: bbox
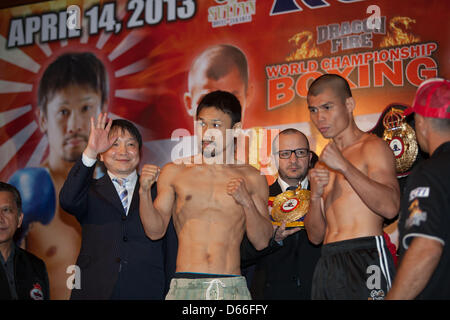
[59,114,177,300]
[242,128,321,299]
[0,182,49,300]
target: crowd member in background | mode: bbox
[387,78,450,299]
[0,182,49,300]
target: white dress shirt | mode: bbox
[82,153,137,216]
[277,176,309,192]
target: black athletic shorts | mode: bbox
[311,235,395,300]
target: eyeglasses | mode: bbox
[276,148,309,159]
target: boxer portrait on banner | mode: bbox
[304,74,400,300]
[184,44,252,125]
[8,52,108,299]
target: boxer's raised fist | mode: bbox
[320,142,348,173]
[140,164,160,192]
[227,177,252,207]
[308,168,330,199]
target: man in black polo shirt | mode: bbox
[0,182,49,300]
[387,78,450,299]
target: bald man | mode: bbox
[246,128,321,300]
[305,74,400,300]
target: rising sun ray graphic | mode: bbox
[0,0,190,181]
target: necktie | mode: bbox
[287,186,298,191]
[113,178,128,213]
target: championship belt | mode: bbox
[269,187,310,228]
[381,107,418,175]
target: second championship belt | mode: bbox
[382,107,418,176]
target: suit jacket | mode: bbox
[242,181,321,300]
[0,245,49,300]
[59,157,177,300]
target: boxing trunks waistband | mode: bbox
[173,272,240,279]
[321,235,387,256]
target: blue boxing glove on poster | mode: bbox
[9,167,56,234]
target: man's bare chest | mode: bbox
[173,166,247,209]
[324,149,367,198]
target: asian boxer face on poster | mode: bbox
[38,85,105,165]
[37,52,108,170]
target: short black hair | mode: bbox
[196,90,242,127]
[109,119,142,150]
[0,181,22,213]
[38,52,108,113]
[308,73,352,104]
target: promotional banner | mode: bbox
[1,0,449,299]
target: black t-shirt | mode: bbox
[398,141,450,299]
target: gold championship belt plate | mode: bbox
[269,187,310,228]
[382,107,418,175]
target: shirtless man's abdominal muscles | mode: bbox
[139,91,272,299]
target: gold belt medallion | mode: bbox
[382,107,418,175]
[270,187,310,228]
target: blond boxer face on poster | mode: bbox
[183,44,251,124]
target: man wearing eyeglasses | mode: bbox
[272,129,315,193]
[244,128,321,299]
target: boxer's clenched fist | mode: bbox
[140,164,160,192]
[227,177,252,207]
[308,168,330,199]
[320,142,348,173]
